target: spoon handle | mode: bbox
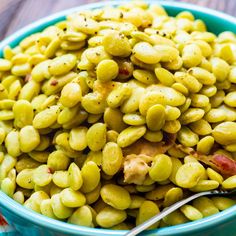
[124,191,212,236]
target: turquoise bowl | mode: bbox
[1,1,236,235]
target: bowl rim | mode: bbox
[1,1,236,235]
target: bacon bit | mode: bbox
[119,68,129,76]
[0,214,8,226]
[47,167,52,174]
[50,80,58,86]
[176,144,236,176]
[24,74,32,82]
[210,154,236,176]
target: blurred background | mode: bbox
[0,0,236,41]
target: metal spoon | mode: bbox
[125,188,236,236]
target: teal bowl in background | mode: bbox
[1,1,236,235]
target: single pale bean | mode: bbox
[219,105,236,122]
[86,123,106,151]
[47,150,70,171]
[97,59,119,82]
[82,92,106,114]
[180,108,205,125]
[29,151,49,163]
[18,80,40,101]
[205,108,226,123]
[222,175,236,189]
[133,69,157,85]
[67,163,83,191]
[136,184,155,193]
[163,210,188,226]
[13,100,33,128]
[52,171,69,188]
[68,205,93,227]
[193,197,219,217]
[175,162,205,188]
[190,94,209,108]
[128,195,145,209]
[16,169,35,189]
[1,177,15,197]
[169,158,182,185]
[5,130,21,157]
[163,120,181,134]
[104,108,126,132]
[31,60,51,82]
[172,82,189,96]
[33,165,52,186]
[0,99,15,111]
[197,136,214,154]
[210,57,230,82]
[13,191,25,204]
[207,168,224,184]
[117,125,146,148]
[189,119,212,136]
[40,199,58,219]
[85,183,101,205]
[224,91,236,107]
[165,106,181,121]
[133,42,160,64]
[19,126,40,152]
[33,105,60,129]
[146,104,165,131]
[96,206,127,228]
[136,201,160,229]
[211,197,235,210]
[155,67,175,86]
[189,67,216,85]
[107,84,131,109]
[144,130,163,142]
[69,127,87,151]
[212,122,236,145]
[60,82,82,108]
[101,184,131,210]
[80,161,100,193]
[149,154,172,182]
[103,30,131,57]
[163,187,183,207]
[177,126,199,147]
[48,54,77,76]
[180,205,203,221]
[0,59,12,71]
[123,113,146,126]
[102,142,123,176]
[182,44,202,68]
[154,45,179,62]
[190,180,219,192]
[200,85,217,97]
[0,110,14,120]
[179,97,191,113]
[51,193,73,219]
[60,188,86,208]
